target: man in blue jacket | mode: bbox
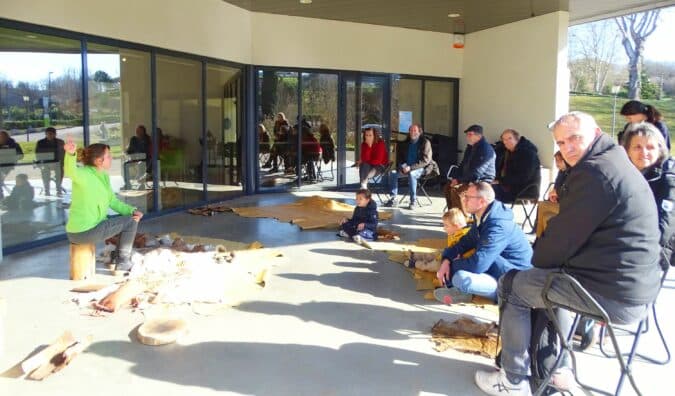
[435,181,532,302]
[444,125,496,213]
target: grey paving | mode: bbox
[0,190,673,396]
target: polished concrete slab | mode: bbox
[0,190,673,396]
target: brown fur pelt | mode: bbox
[430,317,500,359]
[105,233,147,248]
[187,203,232,216]
[377,227,400,241]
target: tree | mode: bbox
[569,20,619,93]
[92,70,113,83]
[615,10,660,99]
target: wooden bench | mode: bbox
[69,243,95,280]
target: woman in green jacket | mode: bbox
[64,138,143,271]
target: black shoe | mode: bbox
[383,198,398,208]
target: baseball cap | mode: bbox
[464,124,483,134]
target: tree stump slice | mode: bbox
[137,317,188,346]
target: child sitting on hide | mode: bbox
[404,208,474,271]
[338,188,378,248]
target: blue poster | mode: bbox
[398,111,413,133]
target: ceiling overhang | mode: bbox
[224,0,675,33]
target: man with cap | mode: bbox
[444,124,496,214]
[35,126,65,197]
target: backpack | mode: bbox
[495,269,564,395]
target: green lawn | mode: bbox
[570,95,675,150]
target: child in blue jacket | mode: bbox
[338,188,378,247]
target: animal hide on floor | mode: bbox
[230,195,392,230]
[431,317,500,359]
[80,235,287,313]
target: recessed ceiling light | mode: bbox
[122,57,127,62]
[300,0,312,4]
[448,13,461,18]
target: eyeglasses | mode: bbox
[461,194,482,200]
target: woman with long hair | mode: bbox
[619,100,670,149]
[64,138,143,272]
[357,127,388,189]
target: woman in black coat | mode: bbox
[623,122,675,270]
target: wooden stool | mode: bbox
[69,243,95,280]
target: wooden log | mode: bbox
[93,280,144,313]
[69,243,95,281]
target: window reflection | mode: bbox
[87,43,153,213]
[206,63,242,200]
[156,54,203,209]
[257,70,298,189]
[424,80,455,136]
[0,27,82,249]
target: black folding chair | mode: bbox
[509,183,540,233]
[397,169,438,207]
[368,162,394,204]
[598,265,671,366]
[539,271,657,396]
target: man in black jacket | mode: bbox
[35,127,65,196]
[444,124,496,213]
[384,124,439,210]
[492,129,541,202]
[475,112,662,396]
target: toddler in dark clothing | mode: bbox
[338,188,378,248]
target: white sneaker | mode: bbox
[433,287,473,305]
[352,235,372,249]
[337,230,350,238]
[475,370,532,396]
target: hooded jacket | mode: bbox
[442,201,532,279]
[533,134,661,305]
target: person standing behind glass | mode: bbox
[124,125,152,188]
[0,130,24,198]
[35,127,65,197]
[64,138,143,272]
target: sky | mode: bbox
[642,6,675,63]
[1,6,674,85]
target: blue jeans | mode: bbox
[499,267,648,377]
[340,220,376,240]
[388,167,424,203]
[452,270,498,301]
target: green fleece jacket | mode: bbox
[64,153,134,233]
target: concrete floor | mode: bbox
[0,190,673,396]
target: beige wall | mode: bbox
[459,11,569,169]
[251,13,463,77]
[2,0,252,64]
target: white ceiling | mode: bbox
[223,0,675,33]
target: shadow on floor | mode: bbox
[87,340,489,395]
[235,300,446,340]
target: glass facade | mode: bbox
[87,43,153,213]
[205,63,243,201]
[0,26,82,249]
[0,20,459,253]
